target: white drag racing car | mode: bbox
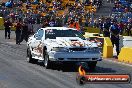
[27,27,102,69]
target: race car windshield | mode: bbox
[45,29,85,40]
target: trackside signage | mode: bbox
[76,66,131,85]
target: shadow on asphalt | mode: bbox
[36,62,79,72]
[35,62,116,73]
[92,66,116,73]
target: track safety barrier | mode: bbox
[0,17,4,30]
[84,27,100,33]
[102,37,113,58]
[118,47,132,63]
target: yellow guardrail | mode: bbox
[84,27,132,36]
[118,47,132,63]
[0,17,16,31]
[0,17,4,30]
[84,27,100,33]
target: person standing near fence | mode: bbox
[118,21,124,35]
[103,18,111,37]
[4,19,12,39]
[15,21,22,45]
[126,22,132,36]
[109,21,121,57]
[20,22,28,43]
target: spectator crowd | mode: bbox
[0,0,131,45]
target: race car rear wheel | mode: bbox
[44,51,51,69]
[27,48,37,63]
[87,61,97,71]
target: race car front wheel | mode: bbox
[27,48,37,63]
[44,51,51,69]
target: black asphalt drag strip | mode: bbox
[0,42,132,88]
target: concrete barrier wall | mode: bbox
[103,37,113,58]
[4,24,43,32]
[118,47,132,63]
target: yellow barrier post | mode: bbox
[0,17,4,30]
[118,47,132,63]
[103,37,113,58]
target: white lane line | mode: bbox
[104,59,132,67]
